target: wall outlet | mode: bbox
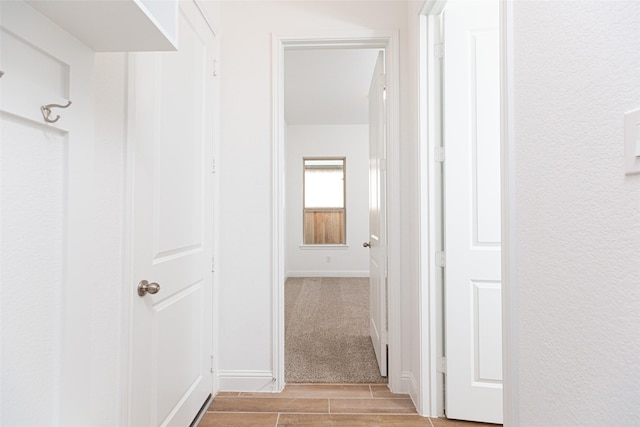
[326,256,331,263]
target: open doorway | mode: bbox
[272,34,401,392]
[282,48,385,383]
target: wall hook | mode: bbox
[41,100,72,123]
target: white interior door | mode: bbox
[368,51,388,377]
[1,2,95,425]
[443,0,502,423]
[128,2,215,426]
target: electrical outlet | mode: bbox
[326,256,331,263]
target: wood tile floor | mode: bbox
[200,384,500,426]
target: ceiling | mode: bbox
[284,48,381,125]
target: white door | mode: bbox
[367,51,388,377]
[128,2,216,426]
[443,0,502,423]
[1,2,95,425]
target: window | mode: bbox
[303,158,346,245]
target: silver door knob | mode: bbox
[138,280,161,297]
[363,242,371,248]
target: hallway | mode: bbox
[201,384,499,426]
[285,277,386,383]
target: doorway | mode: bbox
[272,34,402,392]
[283,48,383,383]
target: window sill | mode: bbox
[299,244,350,250]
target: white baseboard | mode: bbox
[402,371,422,415]
[286,270,369,278]
[218,370,277,392]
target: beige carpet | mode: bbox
[285,277,387,384]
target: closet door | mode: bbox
[127,2,216,426]
[443,0,503,423]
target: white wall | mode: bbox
[512,1,640,425]
[215,0,419,393]
[285,124,370,277]
[88,53,128,426]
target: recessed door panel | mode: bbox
[155,282,205,424]
[154,23,205,259]
[472,30,501,246]
[472,281,502,383]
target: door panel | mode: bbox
[473,281,502,381]
[472,30,501,245]
[368,51,387,377]
[129,2,215,426]
[155,284,205,423]
[443,0,502,423]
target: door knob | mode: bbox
[138,280,161,297]
[363,242,371,248]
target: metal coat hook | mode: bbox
[41,100,72,123]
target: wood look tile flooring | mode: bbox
[200,384,499,426]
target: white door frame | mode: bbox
[417,2,446,418]
[418,1,517,423]
[271,32,402,392]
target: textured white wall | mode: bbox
[512,1,640,425]
[285,125,370,277]
[216,0,417,392]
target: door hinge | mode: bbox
[210,355,215,373]
[435,146,445,162]
[437,356,447,373]
[213,59,218,77]
[212,157,217,174]
[434,43,444,60]
[436,251,446,268]
[211,257,215,272]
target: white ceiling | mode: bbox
[284,48,381,125]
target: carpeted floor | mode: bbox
[285,277,387,384]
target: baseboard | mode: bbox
[286,271,369,278]
[218,370,277,392]
[402,371,422,415]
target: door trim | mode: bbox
[499,2,519,425]
[418,0,516,421]
[418,1,446,417]
[271,32,402,392]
